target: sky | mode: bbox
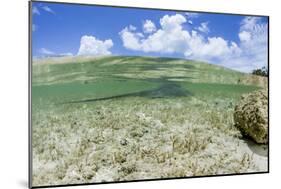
[32,1,268,72]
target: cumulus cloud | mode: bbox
[239,31,251,42]
[160,14,186,31]
[119,14,268,72]
[120,14,236,59]
[185,33,240,61]
[120,14,190,54]
[77,35,113,56]
[143,20,156,33]
[197,22,210,33]
[227,16,268,72]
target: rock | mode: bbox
[234,90,268,144]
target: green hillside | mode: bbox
[32,56,265,107]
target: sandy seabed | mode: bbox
[32,96,268,187]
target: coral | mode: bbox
[234,90,268,144]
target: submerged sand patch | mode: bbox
[32,97,267,186]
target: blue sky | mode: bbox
[32,1,268,72]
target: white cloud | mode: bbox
[120,14,232,58]
[119,14,268,72]
[38,48,73,57]
[160,14,186,31]
[77,35,113,56]
[32,6,40,15]
[143,20,156,33]
[121,14,188,52]
[119,27,141,51]
[239,31,251,42]
[197,22,210,33]
[186,34,240,61]
[42,6,55,14]
[38,48,55,55]
[185,12,199,25]
[128,25,137,31]
[230,16,268,72]
[240,17,260,31]
[120,14,191,54]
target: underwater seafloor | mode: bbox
[31,56,268,186]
